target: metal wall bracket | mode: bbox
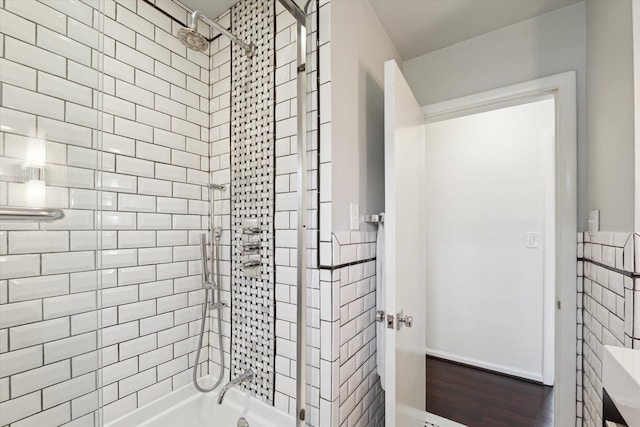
[210,301,227,310]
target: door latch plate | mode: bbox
[386,314,395,329]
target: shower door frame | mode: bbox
[276,1,311,425]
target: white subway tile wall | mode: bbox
[336,261,384,427]
[576,239,585,427]
[272,1,299,413]
[207,8,234,406]
[304,3,322,426]
[0,0,213,425]
[310,1,383,425]
[579,232,639,427]
[1,0,328,425]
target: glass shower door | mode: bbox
[0,0,105,425]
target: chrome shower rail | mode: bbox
[0,207,65,222]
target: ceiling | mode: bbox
[179,0,582,60]
[370,0,582,60]
[177,0,237,23]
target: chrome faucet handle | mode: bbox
[243,368,254,380]
[242,226,261,235]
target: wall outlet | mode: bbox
[350,203,360,231]
[525,232,539,248]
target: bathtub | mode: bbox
[106,376,295,427]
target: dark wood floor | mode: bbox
[426,356,554,427]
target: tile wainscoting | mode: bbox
[578,231,640,427]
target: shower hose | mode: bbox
[192,231,225,393]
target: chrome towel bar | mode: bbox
[0,207,65,222]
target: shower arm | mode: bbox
[189,11,255,57]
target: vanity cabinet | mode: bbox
[602,346,640,427]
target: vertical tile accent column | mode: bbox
[230,0,276,403]
[210,0,321,413]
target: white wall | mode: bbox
[329,0,401,233]
[424,99,555,381]
[634,0,640,233]
[586,0,635,232]
[403,3,588,229]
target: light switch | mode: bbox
[588,210,600,235]
[350,203,360,231]
[526,232,539,248]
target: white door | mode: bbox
[384,60,427,426]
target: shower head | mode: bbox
[181,10,255,58]
[177,27,209,52]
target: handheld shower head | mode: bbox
[177,27,208,52]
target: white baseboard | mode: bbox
[425,347,544,383]
[425,411,467,427]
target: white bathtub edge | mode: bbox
[105,375,295,427]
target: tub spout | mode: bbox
[217,369,255,404]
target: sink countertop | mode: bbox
[603,345,640,427]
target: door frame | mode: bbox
[423,95,556,385]
[422,72,577,427]
[633,0,640,232]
